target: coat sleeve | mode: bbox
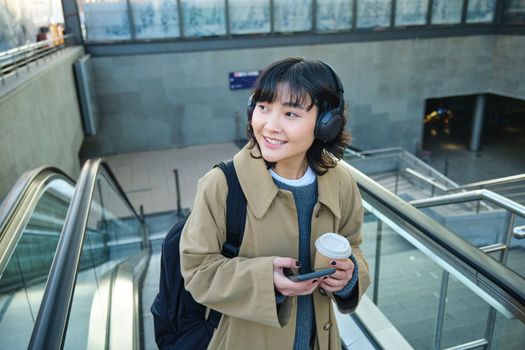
[180,168,290,328]
[332,167,371,313]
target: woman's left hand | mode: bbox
[318,258,355,293]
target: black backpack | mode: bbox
[150,160,247,349]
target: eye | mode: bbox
[285,111,300,118]
[257,104,269,112]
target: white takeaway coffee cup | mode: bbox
[314,233,352,270]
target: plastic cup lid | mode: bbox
[315,233,351,259]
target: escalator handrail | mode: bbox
[28,158,146,350]
[342,161,525,312]
[0,166,75,275]
[0,166,75,234]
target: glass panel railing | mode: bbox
[409,192,525,281]
[0,178,73,349]
[360,199,525,349]
[62,168,143,350]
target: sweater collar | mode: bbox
[234,144,341,219]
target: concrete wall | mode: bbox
[491,35,525,100]
[0,47,85,199]
[82,35,525,157]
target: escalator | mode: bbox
[0,159,149,349]
[1,158,524,349]
[0,167,75,349]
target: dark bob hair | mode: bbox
[246,57,352,175]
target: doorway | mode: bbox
[420,94,525,183]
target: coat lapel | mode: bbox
[234,143,342,220]
[316,164,341,219]
[234,145,279,219]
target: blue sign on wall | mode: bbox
[229,71,260,90]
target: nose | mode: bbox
[264,112,282,133]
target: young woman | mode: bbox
[180,57,369,350]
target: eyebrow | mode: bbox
[282,101,306,109]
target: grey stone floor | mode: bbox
[424,121,525,184]
[103,142,240,216]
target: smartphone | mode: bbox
[285,268,336,282]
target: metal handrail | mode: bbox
[399,168,495,212]
[515,226,525,238]
[86,248,150,350]
[0,34,74,83]
[0,166,75,277]
[447,173,525,191]
[341,161,525,321]
[28,159,146,350]
[0,34,73,59]
[409,189,525,218]
[345,147,461,189]
[403,168,450,193]
[108,250,150,349]
[346,148,525,200]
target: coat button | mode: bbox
[319,288,327,296]
[323,322,331,331]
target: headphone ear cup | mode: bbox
[315,110,343,142]
[247,105,254,119]
[247,95,255,119]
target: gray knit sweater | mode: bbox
[273,176,359,349]
[273,178,317,350]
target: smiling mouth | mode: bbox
[264,136,287,145]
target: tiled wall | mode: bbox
[82,35,525,157]
[0,47,85,198]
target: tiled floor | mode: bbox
[104,129,525,219]
[103,142,240,215]
[424,121,525,184]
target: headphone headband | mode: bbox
[322,62,345,117]
[314,62,345,142]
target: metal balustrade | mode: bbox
[0,34,74,85]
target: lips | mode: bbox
[264,136,287,145]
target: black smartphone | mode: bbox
[285,268,336,282]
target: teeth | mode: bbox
[265,137,285,145]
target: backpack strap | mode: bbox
[207,160,247,328]
[215,160,247,259]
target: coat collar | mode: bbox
[234,144,341,219]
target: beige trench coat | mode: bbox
[180,145,370,350]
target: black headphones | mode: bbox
[247,62,345,143]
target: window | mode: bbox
[180,0,226,37]
[395,0,428,26]
[83,1,132,41]
[357,0,391,29]
[431,0,462,25]
[273,0,313,33]
[502,0,525,24]
[228,0,270,35]
[129,0,180,39]
[316,0,353,32]
[466,0,496,23]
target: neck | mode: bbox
[273,159,309,180]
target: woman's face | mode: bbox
[251,85,318,179]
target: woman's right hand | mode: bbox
[273,257,320,296]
